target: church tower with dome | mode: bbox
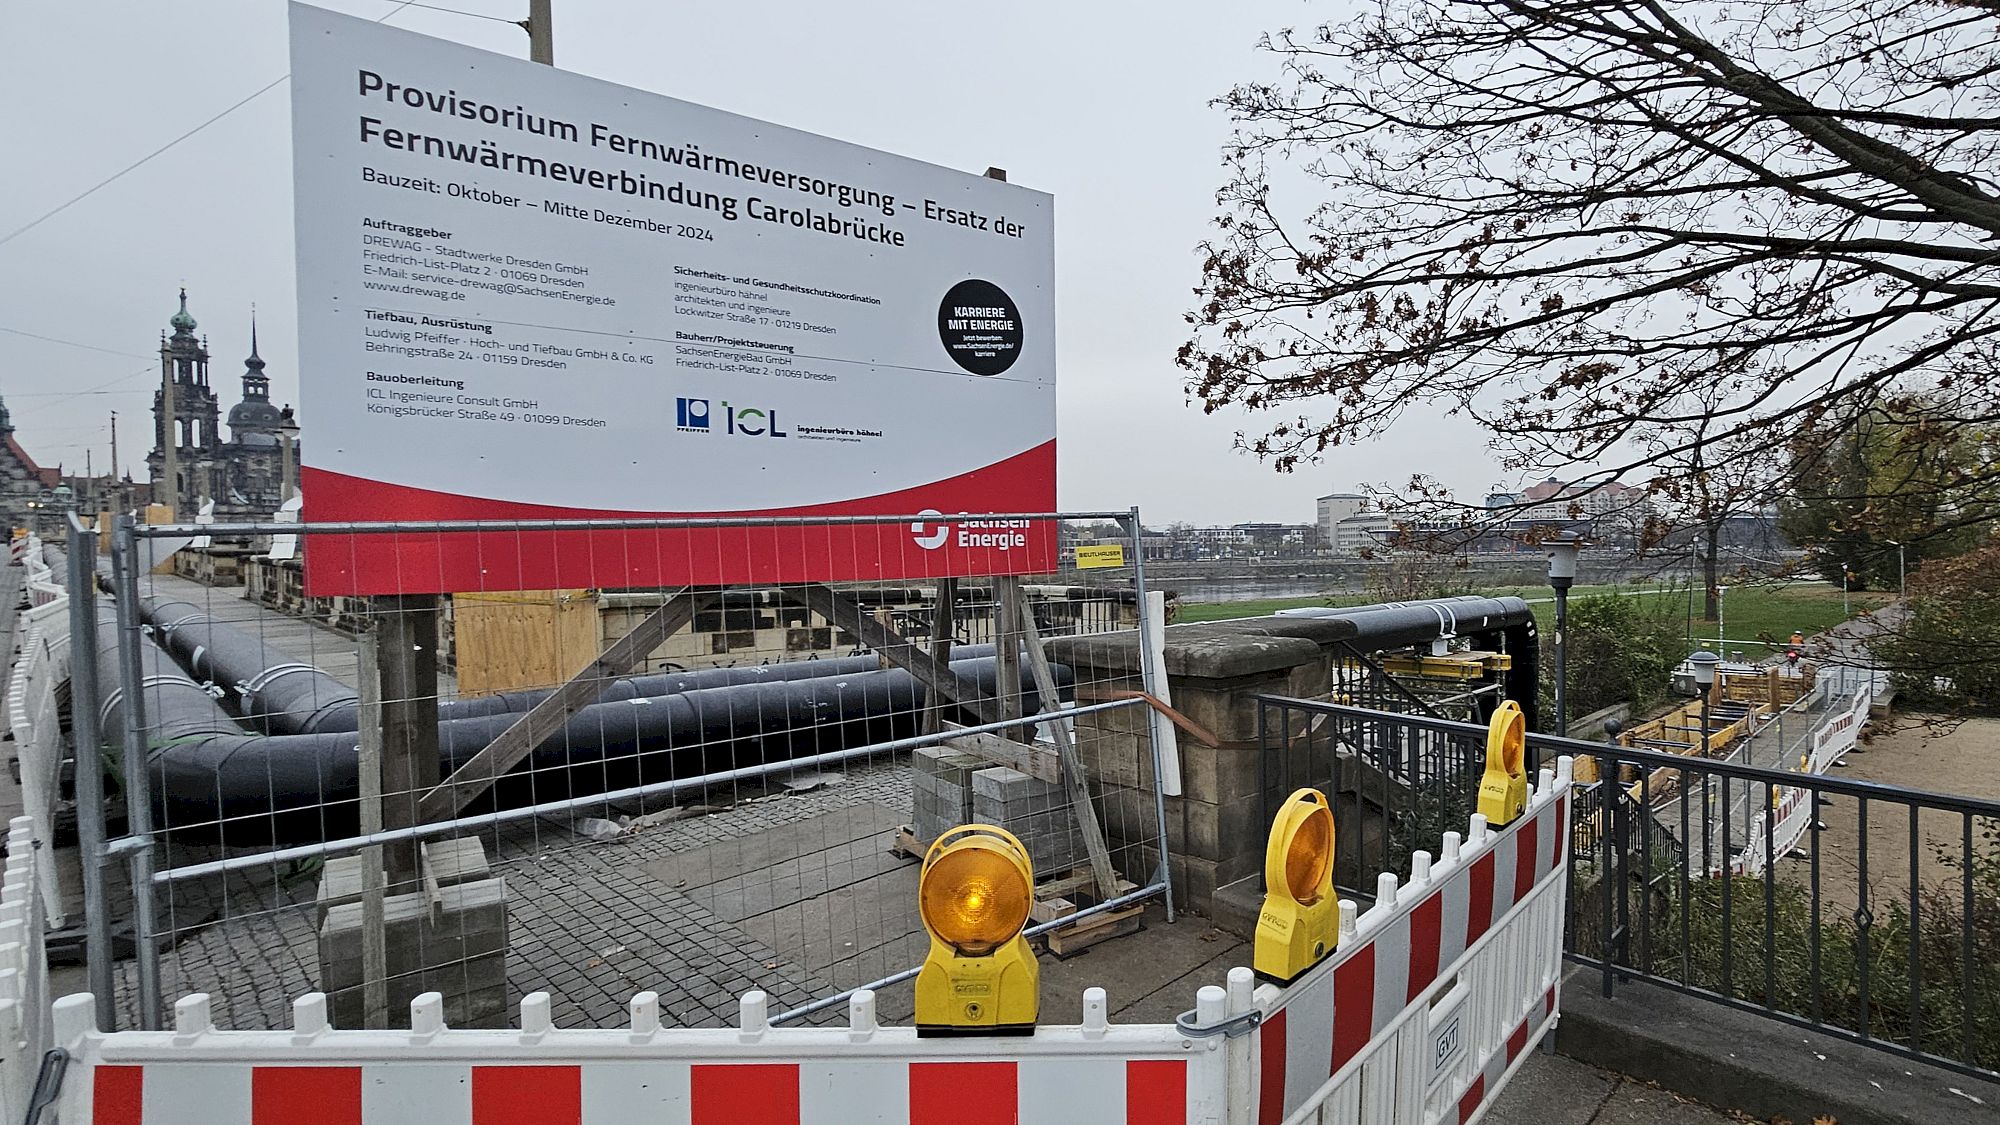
[148,291,299,519]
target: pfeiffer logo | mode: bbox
[910,511,1031,551]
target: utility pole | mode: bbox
[523,0,553,65]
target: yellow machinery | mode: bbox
[1477,700,1528,826]
[1253,788,1339,983]
[914,825,1038,1036]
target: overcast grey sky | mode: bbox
[0,0,1499,526]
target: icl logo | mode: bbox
[675,397,787,438]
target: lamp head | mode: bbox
[1546,538,1580,583]
[1688,649,1722,687]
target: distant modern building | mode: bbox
[149,291,299,520]
[1315,492,1368,546]
[0,397,61,534]
[1483,477,1656,545]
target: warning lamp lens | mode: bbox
[1284,808,1333,904]
[921,847,1031,955]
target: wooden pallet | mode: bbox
[890,824,928,861]
[1029,871,1142,957]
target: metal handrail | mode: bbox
[1256,695,2000,818]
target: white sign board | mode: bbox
[289,3,1055,593]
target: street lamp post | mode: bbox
[1689,650,1722,759]
[1884,540,1906,599]
[1841,561,1851,617]
[1547,537,1580,736]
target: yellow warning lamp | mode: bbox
[914,825,1038,1036]
[1253,788,1338,984]
[1477,700,1529,827]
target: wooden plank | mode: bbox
[940,721,1060,784]
[1013,594,1119,899]
[356,638,388,1031]
[416,589,695,821]
[782,583,995,725]
[376,595,440,884]
[923,578,957,736]
[994,577,1026,738]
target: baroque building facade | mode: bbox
[148,291,298,520]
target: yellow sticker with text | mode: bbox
[1075,544,1126,569]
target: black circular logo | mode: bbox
[937,279,1023,376]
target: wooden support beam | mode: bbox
[924,578,957,735]
[994,576,1026,739]
[416,590,695,821]
[1013,596,1119,899]
[376,595,440,883]
[783,583,996,725]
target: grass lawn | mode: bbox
[1175,580,1895,650]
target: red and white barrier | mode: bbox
[1240,760,1572,1125]
[1729,685,1874,877]
[53,988,1218,1125]
[42,765,1574,1125]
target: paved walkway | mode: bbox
[1494,1053,1741,1124]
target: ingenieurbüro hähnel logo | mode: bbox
[910,510,1031,551]
[675,396,786,437]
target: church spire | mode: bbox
[241,308,270,402]
[169,287,197,334]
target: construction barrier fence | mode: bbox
[27,760,1574,1124]
[22,756,1572,1123]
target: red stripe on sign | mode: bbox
[1407,892,1444,1002]
[93,1065,144,1125]
[1125,1060,1187,1125]
[912,1062,1014,1125]
[692,1064,799,1125]
[1330,943,1376,1075]
[1507,1020,1530,1062]
[1457,1076,1486,1124]
[1514,816,1540,904]
[1257,1008,1286,1125]
[1465,853,1496,946]
[473,1066,580,1125]
[1545,986,1556,1020]
[253,1067,361,1125]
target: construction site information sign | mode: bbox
[289,3,1056,594]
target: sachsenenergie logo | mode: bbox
[911,511,951,550]
[911,511,1031,551]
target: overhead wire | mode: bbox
[0,326,154,359]
[0,0,437,251]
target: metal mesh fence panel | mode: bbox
[90,512,1171,1031]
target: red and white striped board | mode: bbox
[51,986,1214,1125]
[81,1056,1190,1125]
[1252,762,1572,1125]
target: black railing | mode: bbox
[1253,697,2000,1081]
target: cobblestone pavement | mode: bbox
[118,758,918,1029]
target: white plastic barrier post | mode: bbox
[0,816,47,1125]
[8,593,70,928]
[1246,758,1573,1125]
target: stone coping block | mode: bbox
[1048,619,1349,680]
